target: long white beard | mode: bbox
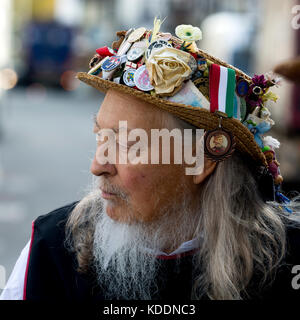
[90,177,200,299]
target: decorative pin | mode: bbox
[96,46,115,57]
[122,68,136,87]
[128,27,147,43]
[188,55,198,73]
[134,65,154,91]
[204,112,236,162]
[124,61,137,70]
[88,60,102,75]
[146,40,172,59]
[236,79,250,97]
[127,41,146,61]
[117,28,134,56]
[101,56,122,71]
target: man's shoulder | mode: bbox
[33,201,79,247]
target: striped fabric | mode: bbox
[209,64,236,118]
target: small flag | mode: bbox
[209,64,236,118]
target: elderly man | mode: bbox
[1,22,300,301]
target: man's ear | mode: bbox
[193,157,217,185]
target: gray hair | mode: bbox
[65,113,300,300]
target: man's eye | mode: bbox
[96,132,102,142]
[95,131,116,143]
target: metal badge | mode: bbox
[122,68,136,87]
[134,65,154,91]
[204,115,236,162]
[117,28,134,56]
[128,27,146,43]
[157,33,172,41]
[127,45,146,61]
[146,40,172,59]
[236,79,250,97]
[101,56,122,71]
[188,55,198,73]
[88,60,102,75]
[204,128,236,162]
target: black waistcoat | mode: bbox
[24,202,300,300]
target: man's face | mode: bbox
[213,135,223,148]
[91,89,197,223]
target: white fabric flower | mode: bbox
[146,47,192,96]
[175,24,202,41]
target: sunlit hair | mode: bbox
[191,153,300,299]
[65,114,300,300]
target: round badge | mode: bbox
[122,68,136,87]
[127,46,145,61]
[146,40,172,59]
[236,79,250,97]
[188,56,198,73]
[88,60,102,75]
[239,98,247,121]
[134,65,154,91]
[128,27,147,43]
[204,128,236,162]
[157,33,172,41]
[101,56,122,71]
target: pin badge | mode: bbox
[128,27,146,43]
[188,55,198,73]
[88,60,102,75]
[204,114,236,162]
[122,68,136,87]
[125,61,137,70]
[101,56,122,71]
[157,33,172,41]
[127,41,147,61]
[117,28,134,56]
[146,40,172,59]
[134,65,154,91]
[236,79,250,97]
[96,46,115,57]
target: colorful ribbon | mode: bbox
[209,64,236,118]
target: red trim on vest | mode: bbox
[23,221,35,300]
[156,248,199,260]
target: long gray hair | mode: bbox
[65,110,300,299]
[65,152,299,300]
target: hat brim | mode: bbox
[77,71,267,167]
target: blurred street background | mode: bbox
[1,0,300,293]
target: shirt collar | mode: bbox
[142,236,201,257]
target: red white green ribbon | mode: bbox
[209,64,236,118]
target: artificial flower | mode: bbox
[146,47,192,95]
[261,90,279,104]
[175,24,202,42]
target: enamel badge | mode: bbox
[204,126,236,162]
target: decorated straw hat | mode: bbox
[77,18,289,206]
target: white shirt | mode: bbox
[0,238,200,300]
[0,241,30,300]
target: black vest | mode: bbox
[24,202,300,300]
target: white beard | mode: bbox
[90,177,200,299]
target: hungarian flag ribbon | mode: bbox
[209,64,236,118]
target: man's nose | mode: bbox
[90,155,117,176]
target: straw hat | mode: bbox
[77,24,281,168]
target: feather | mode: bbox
[151,17,166,44]
[263,136,280,149]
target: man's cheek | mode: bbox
[120,168,151,192]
